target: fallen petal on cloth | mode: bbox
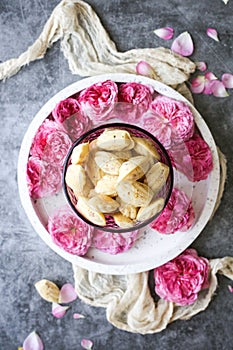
[73,257,233,334]
[0,0,195,86]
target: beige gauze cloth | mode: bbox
[1,0,232,334]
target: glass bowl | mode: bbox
[63,122,173,233]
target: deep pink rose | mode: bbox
[150,188,195,234]
[26,156,62,198]
[78,80,118,122]
[93,229,139,254]
[154,248,210,305]
[139,109,172,148]
[52,97,92,141]
[169,133,213,182]
[141,95,194,148]
[52,97,80,123]
[30,119,72,166]
[118,82,153,121]
[47,206,93,256]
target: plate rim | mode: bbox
[17,73,220,274]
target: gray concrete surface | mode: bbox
[0,0,233,349]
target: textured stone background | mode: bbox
[0,0,233,349]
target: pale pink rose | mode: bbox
[149,95,194,147]
[139,109,172,148]
[52,97,80,123]
[78,80,118,122]
[150,188,195,234]
[47,206,93,256]
[30,119,59,156]
[118,82,153,121]
[40,131,72,167]
[26,156,62,198]
[60,112,92,141]
[169,133,213,182]
[31,119,72,167]
[93,229,139,254]
[154,248,210,305]
[52,97,92,141]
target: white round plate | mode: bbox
[18,73,220,274]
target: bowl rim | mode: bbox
[62,122,174,233]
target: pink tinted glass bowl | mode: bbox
[63,122,173,233]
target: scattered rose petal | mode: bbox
[222,73,233,88]
[136,60,156,79]
[23,331,44,350]
[81,339,93,350]
[206,28,220,42]
[73,313,85,319]
[195,61,207,71]
[211,80,229,97]
[154,27,174,40]
[171,31,194,56]
[59,283,78,303]
[205,71,218,81]
[52,302,70,318]
[228,285,233,293]
[222,0,229,4]
[203,80,214,95]
[190,76,205,94]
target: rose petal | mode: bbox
[58,283,78,303]
[190,76,205,94]
[52,302,70,318]
[203,80,214,95]
[228,285,233,293]
[211,80,229,97]
[205,71,218,81]
[73,313,85,319]
[136,60,156,79]
[23,331,44,350]
[206,28,220,42]
[81,339,93,350]
[171,31,194,56]
[154,27,174,40]
[195,61,207,71]
[222,0,229,3]
[222,73,233,88]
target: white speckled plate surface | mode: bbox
[18,74,220,274]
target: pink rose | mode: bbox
[118,82,153,121]
[78,80,118,122]
[139,109,172,148]
[47,206,93,256]
[30,119,72,167]
[93,229,139,255]
[150,188,195,234]
[26,156,62,198]
[52,97,92,141]
[154,248,210,305]
[140,95,194,148]
[169,133,213,182]
[52,97,80,123]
